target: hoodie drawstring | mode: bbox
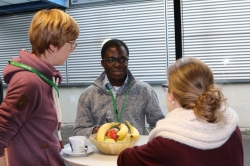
[52,77,64,149]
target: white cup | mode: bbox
[68,136,86,153]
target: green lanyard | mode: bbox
[8,60,59,97]
[105,83,130,122]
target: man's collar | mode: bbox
[103,74,129,87]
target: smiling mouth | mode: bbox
[113,71,123,75]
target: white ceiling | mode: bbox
[0,0,39,6]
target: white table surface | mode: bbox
[61,135,148,166]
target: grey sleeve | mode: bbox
[145,88,165,129]
[73,93,95,138]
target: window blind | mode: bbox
[66,0,167,85]
[167,0,250,82]
[0,0,168,85]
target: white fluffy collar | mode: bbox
[148,107,239,150]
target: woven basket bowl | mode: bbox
[89,134,140,155]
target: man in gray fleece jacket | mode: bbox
[73,39,165,137]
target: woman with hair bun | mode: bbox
[118,57,243,166]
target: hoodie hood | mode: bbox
[3,50,62,84]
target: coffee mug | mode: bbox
[68,136,86,153]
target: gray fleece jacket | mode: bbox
[73,70,165,137]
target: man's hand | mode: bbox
[92,126,101,134]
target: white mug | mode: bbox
[68,136,86,153]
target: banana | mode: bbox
[116,123,129,140]
[97,122,119,141]
[125,121,140,140]
[117,133,131,142]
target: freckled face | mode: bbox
[53,42,74,66]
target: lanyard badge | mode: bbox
[9,60,59,97]
[105,83,130,122]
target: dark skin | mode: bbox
[92,45,129,134]
[101,45,129,86]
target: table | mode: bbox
[61,135,148,166]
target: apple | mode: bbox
[108,129,117,140]
[105,128,119,141]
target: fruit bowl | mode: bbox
[89,134,140,155]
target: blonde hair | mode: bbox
[168,57,226,123]
[29,9,79,57]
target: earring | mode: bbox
[171,101,175,105]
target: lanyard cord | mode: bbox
[105,83,131,123]
[8,60,59,97]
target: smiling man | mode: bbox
[73,39,164,137]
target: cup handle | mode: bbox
[69,142,73,151]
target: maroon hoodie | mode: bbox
[0,50,64,166]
